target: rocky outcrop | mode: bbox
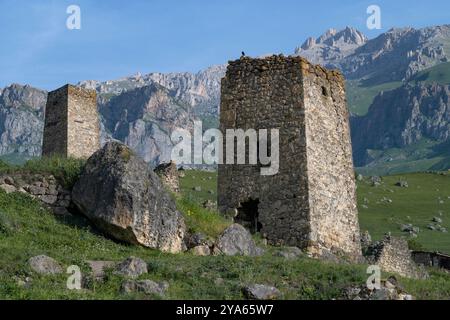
[99,83,196,165]
[295,27,368,69]
[154,161,180,193]
[71,142,186,253]
[351,83,450,166]
[296,25,450,84]
[0,84,46,159]
[79,65,225,119]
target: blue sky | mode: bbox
[0,0,449,90]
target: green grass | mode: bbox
[179,170,218,204]
[346,80,403,115]
[0,190,372,300]
[409,62,450,85]
[357,173,450,253]
[1,167,450,299]
[356,139,450,176]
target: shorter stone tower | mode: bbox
[42,84,100,158]
[218,55,361,261]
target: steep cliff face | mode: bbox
[351,83,450,166]
[100,83,196,165]
[80,65,226,118]
[0,84,46,159]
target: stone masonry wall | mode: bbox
[218,55,361,261]
[302,61,361,258]
[42,87,68,156]
[67,85,100,158]
[42,84,100,159]
[219,55,311,247]
[369,236,427,279]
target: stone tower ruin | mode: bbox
[218,55,361,260]
[42,84,100,159]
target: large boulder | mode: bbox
[72,142,185,253]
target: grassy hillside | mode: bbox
[355,139,450,176]
[410,62,450,85]
[357,173,450,253]
[346,80,403,115]
[1,161,450,299]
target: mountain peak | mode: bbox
[299,27,367,50]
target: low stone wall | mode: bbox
[366,236,428,279]
[0,173,72,216]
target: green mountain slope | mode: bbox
[410,62,450,85]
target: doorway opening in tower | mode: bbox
[235,198,261,234]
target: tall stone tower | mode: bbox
[42,84,100,159]
[218,55,361,261]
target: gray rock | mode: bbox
[274,247,303,260]
[121,279,169,297]
[115,257,148,278]
[242,284,281,300]
[28,255,63,275]
[360,230,372,247]
[40,195,58,205]
[370,176,382,186]
[400,224,413,232]
[0,184,16,194]
[193,186,202,192]
[369,287,399,300]
[396,181,409,188]
[190,245,211,256]
[432,217,443,224]
[72,142,185,253]
[3,176,14,185]
[213,224,260,256]
[185,232,212,249]
[202,200,217,210]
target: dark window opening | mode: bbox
[235,198,261,234]
[322,86,329,97]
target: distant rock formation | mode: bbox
[351,83,450,166]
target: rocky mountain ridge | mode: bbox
[1,25,450,173]
[295,25,450,84]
